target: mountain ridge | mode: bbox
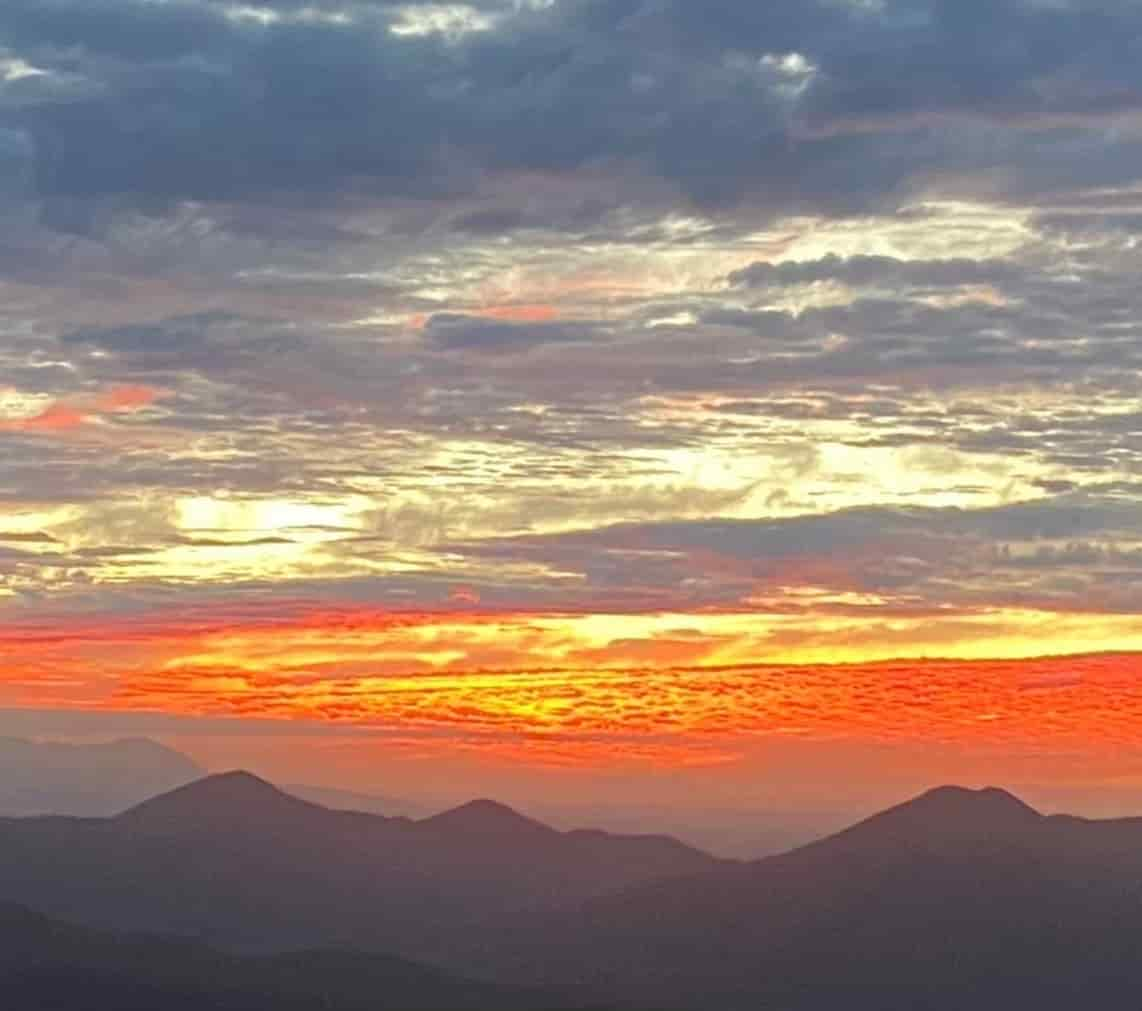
[486,782,1142,1008]
[9,777,1142,1008]
[0,770,729,962]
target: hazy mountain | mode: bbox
[0,741,824,854]
[531,801,853,860]
[495,786,1142,1009]
[0,771,726,963]
[0,735,437,823]
[284,782,433,820]
[0,904,611,1011]
[0,737,203,817]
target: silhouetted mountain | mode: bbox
[0,771,726,963]
[836,784,1040,838]
[493,785,1142,1009]
[16,778,1142,1008]
[0,904,611,1011]
[0,737,202,816]
[424,798,555,837]
[118,771,328,833]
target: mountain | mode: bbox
[0,771,727,963]
[423,797,555,837]
[116,769,332,832]
[0,904,611,1011]
[0,736,430,822]
[0,737,203,816]
[493,785,1142,1009]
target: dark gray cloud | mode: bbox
[0,127,34,199]
[446,491,1142,614]
[57,311,306,376]
[5,1,446,224]
[425,312,596,351]
[59,311,249,353]
[729,254,1023,289]
[3,0,1142,230]
[800,0,1142,127]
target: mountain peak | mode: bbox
[421,798,553,836]
[115,771,323,829]
[908,785,1040,820]
[819,784,1042,853]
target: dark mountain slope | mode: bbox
[0,904,613,1011]
[489,786,1142,1010]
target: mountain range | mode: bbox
[498,785,1142,1009]
[6,774,1142,1009]
[0,735,840,855]
[0,772,724,963]
[0,736,435,821]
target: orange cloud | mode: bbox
[3,598,1142,771]
[96,385,161,411]
[98,650,1142,773]
[0,385,164,436]
[5,402,89,433]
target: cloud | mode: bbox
[60,313,240,353]
[424,311,595,351]
[0,384,163,435]
[729,254,1022,289]
[0,706,382,739]
[3,0,1142,230]
[57,311,305,379]
[3,0,1142,724]
[445,491,1142,615]
[0,127,34,203]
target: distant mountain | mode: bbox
[284,782,433,820]
[497,785,1142,1009]
[0,904,611,1011]
[0,771,727,963]
[530,800,852,859]
[0,737,203,816]
[0,736,432,823]
[423,797,556,837]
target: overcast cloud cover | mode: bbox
[3,0,1142,810]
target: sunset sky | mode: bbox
[2,0,1142,835]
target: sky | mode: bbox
[2,0,1142,838]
